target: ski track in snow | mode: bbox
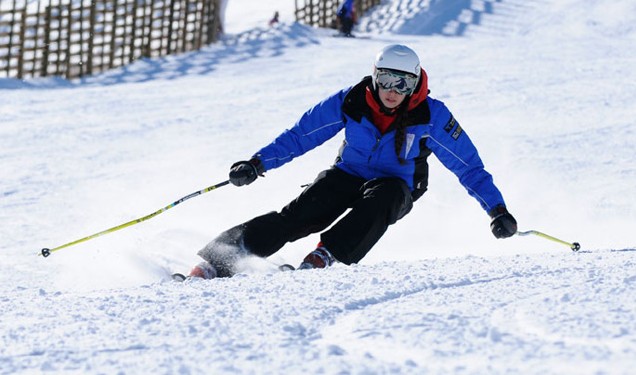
[316,251,636,374]
[1,251,635,374]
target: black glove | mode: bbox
[229,158,264,186]
[488,205,517,239]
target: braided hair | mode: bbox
[392,96,412,165]
[369,83,413,165]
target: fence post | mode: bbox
[87,0,96,75]
[139,0,150,58]
[54,1,63,75]
[129,0,139,62]
[181,0,190,53]
[167,0,176,53]
[143,0,154,58]
[213,0,220,42]
[30,0,42,77]
[17,7,27,78]
[205,0,217,44]
[121,0,129,65]
[321,0,327,28]
[194,0,205,49]
[78,0,85,76]
[157,0,163,52]
[6,0,18,77]
[41,3,51,76]
[64,2,72,78]
[109,0,117,68]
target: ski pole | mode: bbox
[39,180,230,258]
[516,229,581,252]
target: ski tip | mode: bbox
[278,264,295,272]
[171,273,187,282]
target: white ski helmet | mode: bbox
[373,44,421,93]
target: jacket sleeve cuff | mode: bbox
[249,157,266,175]
[488,204,508,219]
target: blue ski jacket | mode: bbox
[253,77,506,214]
[337,0,355,19]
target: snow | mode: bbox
[1,0,635,373]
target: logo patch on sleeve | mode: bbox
[451,125,463,140]
[444,116,457,133]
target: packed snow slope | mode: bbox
[1,0,635,374]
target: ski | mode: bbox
[278,264,295,271]
[332,33,371,39]
[171,264,296,282]
[171,273,187,282]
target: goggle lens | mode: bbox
[375,69,418,95]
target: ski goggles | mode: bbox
[374,69,419,95]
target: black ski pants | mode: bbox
[226,167,414,265]
[339,16,354,35]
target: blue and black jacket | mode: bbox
[253,76,506,214]
[337,0,355,19]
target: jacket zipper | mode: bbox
[368,136,381,163]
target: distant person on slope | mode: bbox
[337,0,356,37]
[189,44,517,279]
[269,11,279,27]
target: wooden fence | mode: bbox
[0,0,220,79]
[294,0,381,29]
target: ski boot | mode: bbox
[188,261,218,279]
[298,245,335,270]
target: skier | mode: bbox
[189,44,518,279]
[336,0,356,37]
